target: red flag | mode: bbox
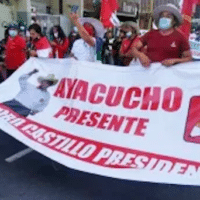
[100,0,119,28]
[179,0,200,38]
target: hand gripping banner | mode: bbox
[1,58,200,185]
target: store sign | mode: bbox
[119,1,139,17]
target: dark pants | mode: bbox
[6,69,16,78]
[114,57,125,66]
[102,55,114,65]
[3,99,31,117]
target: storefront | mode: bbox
[30,0,72,37]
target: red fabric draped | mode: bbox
[100,0,119,28]
[179,0,200,38]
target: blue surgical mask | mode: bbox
[159,17,172,30]
[9,30,18,37]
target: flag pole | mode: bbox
[148,0,154,30]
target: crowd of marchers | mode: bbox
[0,4,193,83]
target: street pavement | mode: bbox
[0,132,200,200]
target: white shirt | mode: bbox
[15,74,50,112]
[71,38,96,62]
[37,48,52,58]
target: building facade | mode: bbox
[0,0,74,39]
[140,0,180,13]
[0,0,31,39]
[84,0,140,23]
[0,0,192,39]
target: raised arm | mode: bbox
[18,69,39,89]
[69,13,95,47]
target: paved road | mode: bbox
[0,132,200,200]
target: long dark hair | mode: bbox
[28,23,43,37]
[50,25,66,40]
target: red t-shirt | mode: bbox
[32,36,52,58]
[5,35,26,70]
[32,36,51,50]
[52,37,69,58]
[141,30,190,62]
[120,36,141,66]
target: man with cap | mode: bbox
[69,13,105,62]
[132,4,192,67]
[3,69,58,117]
[5,23,26,77]
[119,21,141,66]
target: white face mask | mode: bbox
[116,30,120,37]
[73,27,78,32]
[54,32,59,38]
[9,30,18,37]
[126,31,132,38]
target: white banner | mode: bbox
[1,58,200,185]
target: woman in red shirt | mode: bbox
[50,25,69,58]
[132,4,192,67]
[5,23,26,77]
[28,24,52,58]
[119,21,141,66]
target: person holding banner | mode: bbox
[132,4,192,67]
[69,13,105,62]
[3,69,58,117]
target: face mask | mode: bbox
[116,30,120,37]
[126,31,132,38]
[83,24,95,37]
[73,26,78,32]
[159,17,172,30]
[9,30,18,37]
[54,32,59,38]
